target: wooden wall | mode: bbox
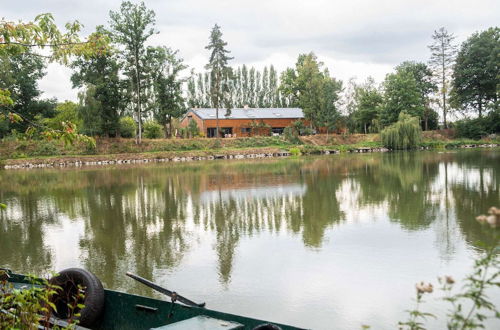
[179,111,303,137]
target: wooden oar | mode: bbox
[126,272,206,308]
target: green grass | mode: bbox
[1,135,498,162]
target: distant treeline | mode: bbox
[0,1,498,141]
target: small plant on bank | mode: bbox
[381,112,422,150]
[289,147,301,156]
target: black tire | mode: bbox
[253,324,283,330]
[49,268,105,327]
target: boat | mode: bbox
[1,267,305,330]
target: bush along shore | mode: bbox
[1,133,499,170]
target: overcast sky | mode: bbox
[2,0,499,101]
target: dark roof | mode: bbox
[190,108,304,120]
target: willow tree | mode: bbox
[381,112,422,150]
[109,1,156,144]
[205,24,233,138]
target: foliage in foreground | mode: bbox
[0,273,84,329]
[398,207,500,330]
[381,112,422,150]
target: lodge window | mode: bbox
[271,127,284,135]
[241,127,251,134]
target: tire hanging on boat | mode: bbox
[49,268,105,327]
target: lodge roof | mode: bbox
[190,107,304,120]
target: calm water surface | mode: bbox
[1,149,499,329]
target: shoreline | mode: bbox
[2,142,499,170]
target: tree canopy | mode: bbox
[452,27,499,117]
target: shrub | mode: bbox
[31,141,60,156]
[212,139,222,149]
[300,145,323,154]
[454,111,500,140]
[289,147,301,156]
[119,117,136,138]
[143,120,163,139]
[187,120,200,137]
[381,112,422,150]
[283,126,302,144]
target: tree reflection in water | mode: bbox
[0,149,498,294]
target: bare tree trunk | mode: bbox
[135,52,142,144]
[215,71,221,138]
[216,107,219,138]
[424,106,429,131]
[168,116,173,138]
[441,45,447,129]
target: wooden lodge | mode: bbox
[179,107,304,137]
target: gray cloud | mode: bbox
[2,0,498,100]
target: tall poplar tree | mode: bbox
[269,65,279,107]
[109,1,156,144]
[261,66,269,107]
[428,27,456,128]
[249,67,256,107]
[205,24,233,137]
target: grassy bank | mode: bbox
[0,132,498,167]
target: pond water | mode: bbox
[1,149,499,329]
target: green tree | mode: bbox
[396,61,437,130]
[0,13,108,109]
[143,120,162,138]
[318,73,343,135]
[44,101,82,132]
[109,0,156,144]
[119,116,136,138]
[261,66,269,107]
[341,77,359,133]
[353,77,384,133]
[205,24,233,137]
[381,112,422,150]
[280,53,342,129]
[187,119,200,137]
[279,68,298,107]
[381,69,424,126]
[249,67,256,107]
[428,27,457,128]
[280,53,342,130]
[269,65,279,107]
[147,46,187,137]
[295,53,325,127]
[186,70,200,108]
[452,27,499,117]
[77,85,102,136]
[71,29,124,137]
[0,52,46,133]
